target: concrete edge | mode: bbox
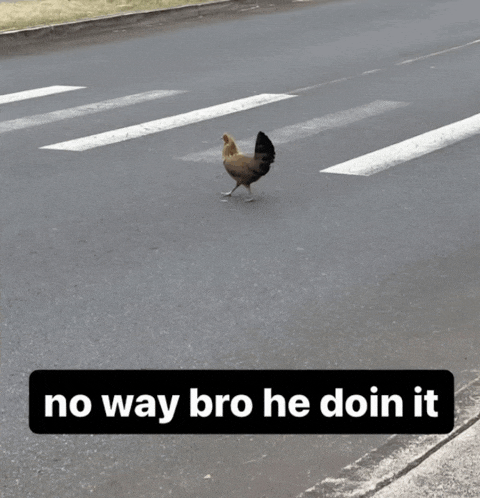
[0,0,243,44]
[297,374,480,498]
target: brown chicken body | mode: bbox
[222,131,275,201]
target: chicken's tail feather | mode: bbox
[254,131,275,174]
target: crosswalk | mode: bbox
[322,112,480,176]
[0,90,184,134]
[0,85,85,105]
[41,93,295,152]
[178,100,409,163]
[2,85,479,176]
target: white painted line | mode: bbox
[361,68,381,75]
[322,111,480,176]
[292,76,355,94]
[292,37,480,95]
[179,100,409,163]
[0,85,85,105]
[0,90,185,134]
[41,94,296,151]
[270,100,408,143]
[396,38,480,65]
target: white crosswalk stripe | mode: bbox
[40,94,296,151]
[0,90,185,134]
[178,100,409,163]
[0,85,85,105]
[322,110,480,175]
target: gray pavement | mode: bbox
[373,383,480,498]
[1,0,480,497]
[374,420,480,498]
[298,376,480,497]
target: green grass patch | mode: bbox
[0,0,218,32]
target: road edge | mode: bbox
[297,374,480,498]
[0,0,239,44]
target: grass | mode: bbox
[0,0,218,32]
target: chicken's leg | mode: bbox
[244,185,254,202]
[222,182,240,197]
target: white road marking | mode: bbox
[179,100,409,163]
[361,68,381,75]
[0,90,185,134]
[322,110,480,176]
[292,37,480,94]
[396,38,480,65]
[292,77,355,94]
[41,94,296,151]
[0,85,85,105]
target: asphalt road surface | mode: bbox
[1,0,480,496]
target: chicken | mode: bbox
[221,131,275,202]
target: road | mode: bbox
[1,0,480,496]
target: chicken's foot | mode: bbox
[221,183,240,197]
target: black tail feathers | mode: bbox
[254,131,275,174]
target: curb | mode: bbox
[0,0,243,45]
[296,374,480,498]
